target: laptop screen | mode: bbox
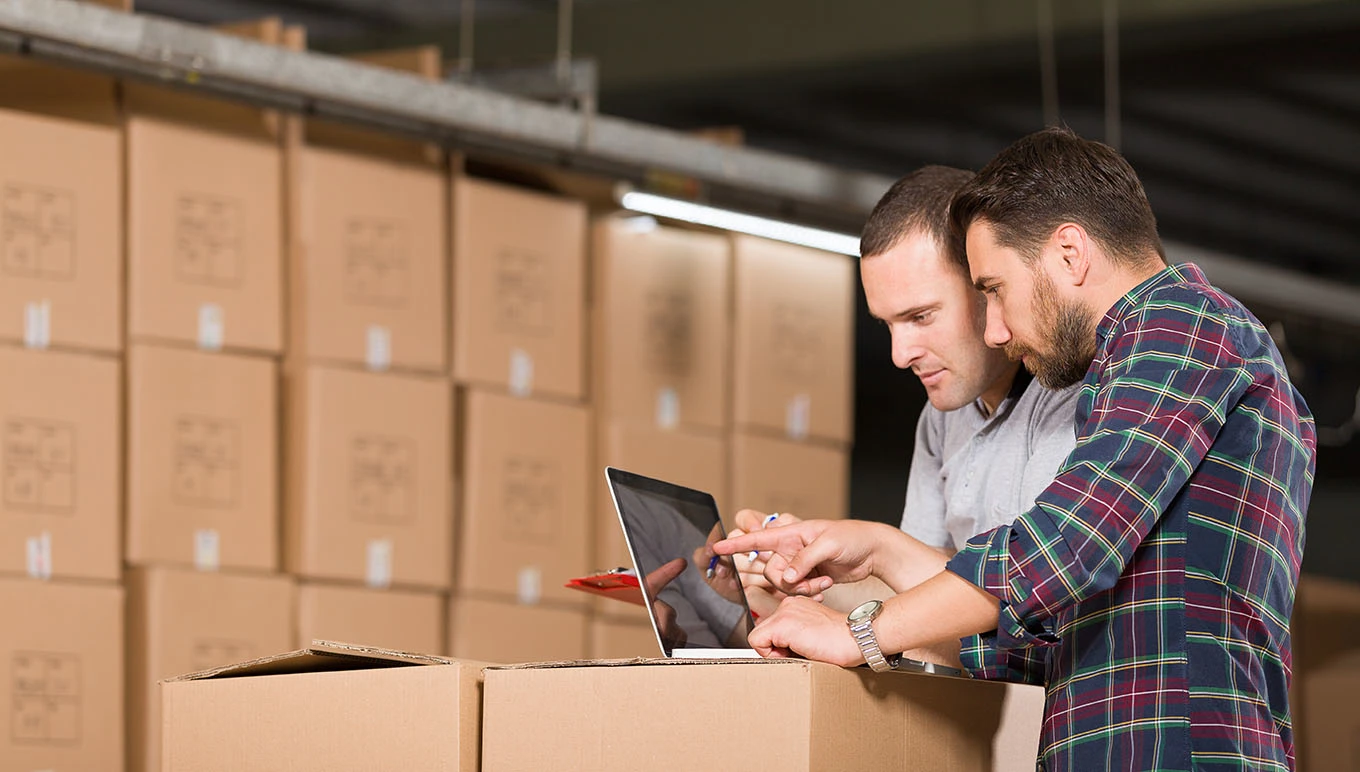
[606,468,756,656]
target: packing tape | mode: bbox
[365,325,392,371]
[25,532,52,580]
[23,300,51,349]
[517,566,542,605]
[785,394,811,441]
[656,386,680,430]
[197,304,224,351]
[509,348,534,397]
[366,539,393,588]
[193,529,220,571]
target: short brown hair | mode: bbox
[860,166,974,273]
[949,127,1165,267]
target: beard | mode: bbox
[1004,268,1098,389]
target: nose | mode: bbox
[890,328,925,370]
[983,301,1012,349]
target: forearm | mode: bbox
[873,570,1001,656]
[870,524,951,593]
[821,575,893,613]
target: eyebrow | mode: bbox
[973,275,998,292]
[886,303,939,321]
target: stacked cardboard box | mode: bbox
[1291,575,1360,772]
[282,44,450,663]
[0,15,127,768]
[450,176,591,661]
[730,234,854,519]
[587,216,733,654]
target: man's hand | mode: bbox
[645,558,689,648]
[748,596,862,667]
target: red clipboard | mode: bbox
[564,570,645,606]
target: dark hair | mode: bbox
[949,126,1165,267]
[860,165,975,273]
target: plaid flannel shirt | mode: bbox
[948,263,1316,771]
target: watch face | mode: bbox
[848,600,882,624]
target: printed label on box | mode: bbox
[1,183,76,281]
[502,456,558,544]
[344,217,409,308]
[495,247,551,336]
[350,435,414,524]
[175,193,243,288]
[172,416,239,508]
[645,285,694,377]
[771,300,822,380]
[11,651,81,746]
[3,418,76,513]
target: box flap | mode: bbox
[166,640,456,682]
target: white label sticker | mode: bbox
[517,566,542,605]
[656,387,681,430]
[366,539,393,588]
[366,325,392,371]
[193,529,221,571]
[197,304,224,351]
[786,394,812,440]
[23,300,51,349]
[25,532,52,580]
[509,348,534,397]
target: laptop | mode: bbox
[605,467,762,659]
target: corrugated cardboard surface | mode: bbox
[0,346,120,581]
[285,365,452,589]
[0,577,123,771]
[731,431,849,520]
[452,177,587,401]
[483,659,1042,772]
[458,389,590,605]
[297,582,446,656]
[125,114,283,353]
[125,566,294,772]
[289,145,447,373]
[448,595,588,664]
[593,421,728,587]
[0,105,123,352]
[592,217,730,431]
[162,649,483,772]
[732,234,855,444]
[125,344,278,571]
[588,616,661,659]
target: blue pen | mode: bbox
[748,512,781,562]
[705,555,720,579]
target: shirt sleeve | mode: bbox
[947,289,1255,650]
[959,633,1049,685]
[901,406,952,550]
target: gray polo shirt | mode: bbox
[901,372,1080,552]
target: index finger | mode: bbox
[713,528,787,556]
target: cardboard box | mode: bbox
[297,582,446,656]
[0,577,122,771]
[162,643,484,772]
[731,431,849,519]
[125,344,278,571]
[589,616,660,659]
[448,596,587,664]
[0,345,120,581]
[452,177,587,401]
[1301,658,1360,772]
[594,421,728,577]
[126,566,294,772]
[285,365,452,589]
[124,21,283,354]
[732,235,855,444]
[483,659,1044,772]
[458,389,590,605]
[592,216,730,431]
[288,144,447,373]
[0,104,123,353]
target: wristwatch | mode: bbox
[846,599,970,678]
[847,600,892,672]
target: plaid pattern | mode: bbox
[948,263,1316,771]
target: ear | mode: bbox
[1048,223,1091,287]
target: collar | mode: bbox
[1095,262,1209,348]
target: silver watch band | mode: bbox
[849,619,892,673]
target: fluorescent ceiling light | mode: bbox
[618,189,860,256]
